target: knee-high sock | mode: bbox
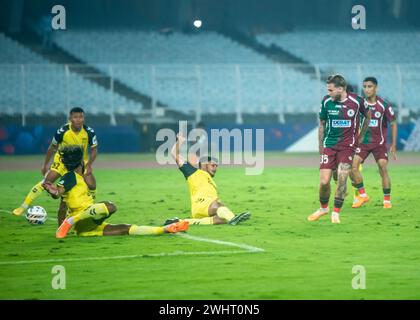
[68,203,109,225]
[22,181,45,207]
[184,217,214,225]
[216,206,235,222]
[128,225,164,235]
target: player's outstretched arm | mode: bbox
[171,133,187,167]
[42,143,58,176]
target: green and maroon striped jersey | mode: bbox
[319,93,369,148]
[361,96,396,145]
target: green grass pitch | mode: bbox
[0,156,420,299]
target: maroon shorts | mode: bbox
[320,147,355,170]
[355,143,388,162]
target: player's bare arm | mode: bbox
[85,146,97,176]
[318,120,326,154]
[390,122,398,160]
[41,143,58,176]
[171,133,187,167]
[358,109,372,145]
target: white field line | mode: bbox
[0,234,264,266]
[175,233,265,253]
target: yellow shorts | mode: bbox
[191,197,217,219]
[70,204,109,237]
[50,152,87,177]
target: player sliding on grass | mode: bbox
[308,74,371,224]
[13,107,97,224]
[351,77,397,209]
[43,145,188,238]
[168,133,251,225]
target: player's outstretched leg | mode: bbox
[83,220,189,237]
[126,220,189,235]
[93,222,189,236]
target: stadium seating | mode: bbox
[52,31,324,113]
[257,30,420,64]
[403,118,420,151]
[0,33,143,116]
[257,30,420,109]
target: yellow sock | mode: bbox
[184,217,214,225]
[216,206,235,222]
[70,203,109,224]
[22,181,45,207]
[128,225,164,235]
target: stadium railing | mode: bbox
[0,63,419,126]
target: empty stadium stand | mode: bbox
[257,30,420,110]
[52,31,323,114]
[0,33,143,117]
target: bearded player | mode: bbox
[13,107,97,223]
[169,134,251,225]
[43,145,188,238]
[351,77,397,209]
[308,74,371,224]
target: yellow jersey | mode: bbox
[179,162,218,205]
[57,171,94,215]
[52,123,97,162]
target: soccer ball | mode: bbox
[25,206,48,225]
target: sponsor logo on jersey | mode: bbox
[347,109,355,117]
[369,119,379,127]
[332,120,351,128]
[374,111,381,118]
[328,110,340,115]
